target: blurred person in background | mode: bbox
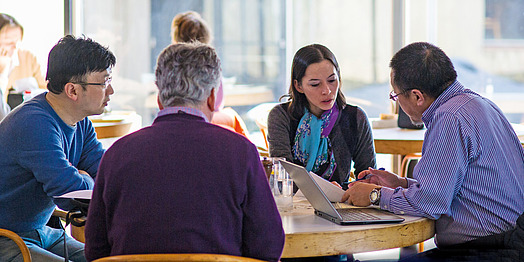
[171,10,249,137]
[0,13,46,119]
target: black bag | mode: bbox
[66,198,90,227]
[398,107,424,129]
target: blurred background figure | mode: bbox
[0,13,46,118]
[171,11,249,137]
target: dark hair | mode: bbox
[389,42,457,99]
[171,11,211,44]
[0,13,23,37]
[46,35,116,94]
[286,44,346,120]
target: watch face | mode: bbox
[371,190,378,201]
[370,189,380,205]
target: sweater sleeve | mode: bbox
[77,119,105,177]
[241,144,285,261]
[15,112,95,210]
[267,104,293,161]
[351,107,377,174]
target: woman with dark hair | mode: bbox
[267,44,376,189]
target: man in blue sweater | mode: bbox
[0,35,116,262]
[85,42,285,262]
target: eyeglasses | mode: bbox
[73,77,112,89]
[389,89,410,101]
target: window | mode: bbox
[4,0,524,133]
[485,0,524,40]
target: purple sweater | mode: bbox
[85,112,285,261]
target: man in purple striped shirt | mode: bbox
[343,42,524,260]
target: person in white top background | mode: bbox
[0,13,46,120]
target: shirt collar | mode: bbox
[157,106,209,122]
[421,80,464,125]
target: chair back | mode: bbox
[400,153,421,178]
[92,253,266,262]
[0,228,32,262]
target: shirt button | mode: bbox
[400,211,405,214]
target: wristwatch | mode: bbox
[369,188,381,205]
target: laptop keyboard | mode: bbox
[337,209,381,221]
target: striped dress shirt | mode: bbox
[380,81,524,247]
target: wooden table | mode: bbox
[280,197,435,258]
[372,128,425,155]
[373,124,524,155]
[90,111,142,139]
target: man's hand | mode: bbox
[341,182,380,206]
[356,167,407,188]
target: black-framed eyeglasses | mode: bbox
[73,77,112,89]
[389,89,410,101]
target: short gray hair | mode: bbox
[155,42,221,107]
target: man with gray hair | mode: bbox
[84,42,285,262]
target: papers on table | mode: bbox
[55,190,93,199]
[308,171,345,202]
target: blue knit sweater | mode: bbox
[0,92,104,232]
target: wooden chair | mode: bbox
[92,253,267,262]
[400,153,421,179]
[0,228,32,262]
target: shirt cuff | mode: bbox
[379,187,395,211]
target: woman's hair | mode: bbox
[155,42,221,107]
[286,44,346,120]
[171,11,212,44]
[0,13,23,37]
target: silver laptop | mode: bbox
[280,160,405,225]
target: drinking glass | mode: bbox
[269,159,293,212]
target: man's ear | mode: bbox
[206,88,216,112]
[412,89,426,106]
[157,95,164,110]
[294,79,304,93]
[63,83,80,101]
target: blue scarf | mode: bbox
[292,104,339,180]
